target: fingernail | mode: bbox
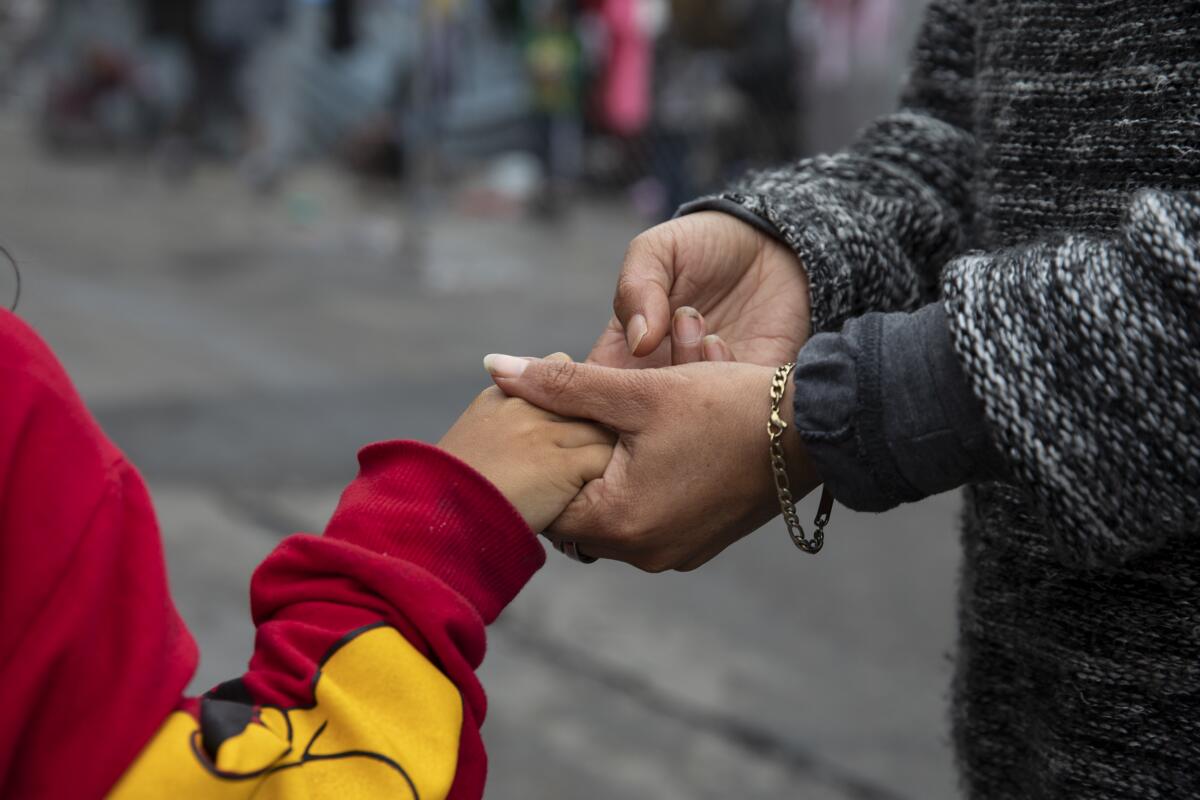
[626,314,648,354]
[483,354,529,379]
[673,307,703,344]
[702,334,723,360]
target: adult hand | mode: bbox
[484,353,819,572]
[588,211,811,369]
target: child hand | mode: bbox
[438,355,616,533]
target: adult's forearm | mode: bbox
[942,189,1200,567]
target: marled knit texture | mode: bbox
[695,1,1200,796]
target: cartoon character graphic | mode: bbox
[110,624,463,799]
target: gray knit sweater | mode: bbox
[694,1,1200,797]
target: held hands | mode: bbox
[485,353,819,572]
[452,211,818,571]
[438,354,616,533]
[481,211,819,572]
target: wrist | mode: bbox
[781,378,818,495]
[325,441,544,623]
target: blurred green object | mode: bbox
[522,4,583,115]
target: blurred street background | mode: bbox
[0,1,959,798]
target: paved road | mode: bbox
[0,114,961,799]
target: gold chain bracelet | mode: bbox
[769,363,834,554]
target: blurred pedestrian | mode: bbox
[144,0,287,166]
[644,0,803,219]
[522,0,585,217]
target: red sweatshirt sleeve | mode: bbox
[0,311,545,800]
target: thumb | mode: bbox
[484,354,646,429]
[613,230,675,357]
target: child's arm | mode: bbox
[113,385,612,800]
[110,442,538,800]
[0,311,611,799]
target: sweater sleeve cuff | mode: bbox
[323,440,545,624]
[675,197,788,243]
[793,304,1005,512]
[677,188,867,334]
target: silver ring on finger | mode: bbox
[557,540,598,565]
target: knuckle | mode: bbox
[540,359,579,399]
[614,231,668,305]
[613,271,640,313]
[495,395,526,418]
[505,396,533,413]
[516,418,543,441]
[625,230,657,261]
[473,386,502,407]
[623,371,667,412]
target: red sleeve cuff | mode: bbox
[323,440,545,624]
